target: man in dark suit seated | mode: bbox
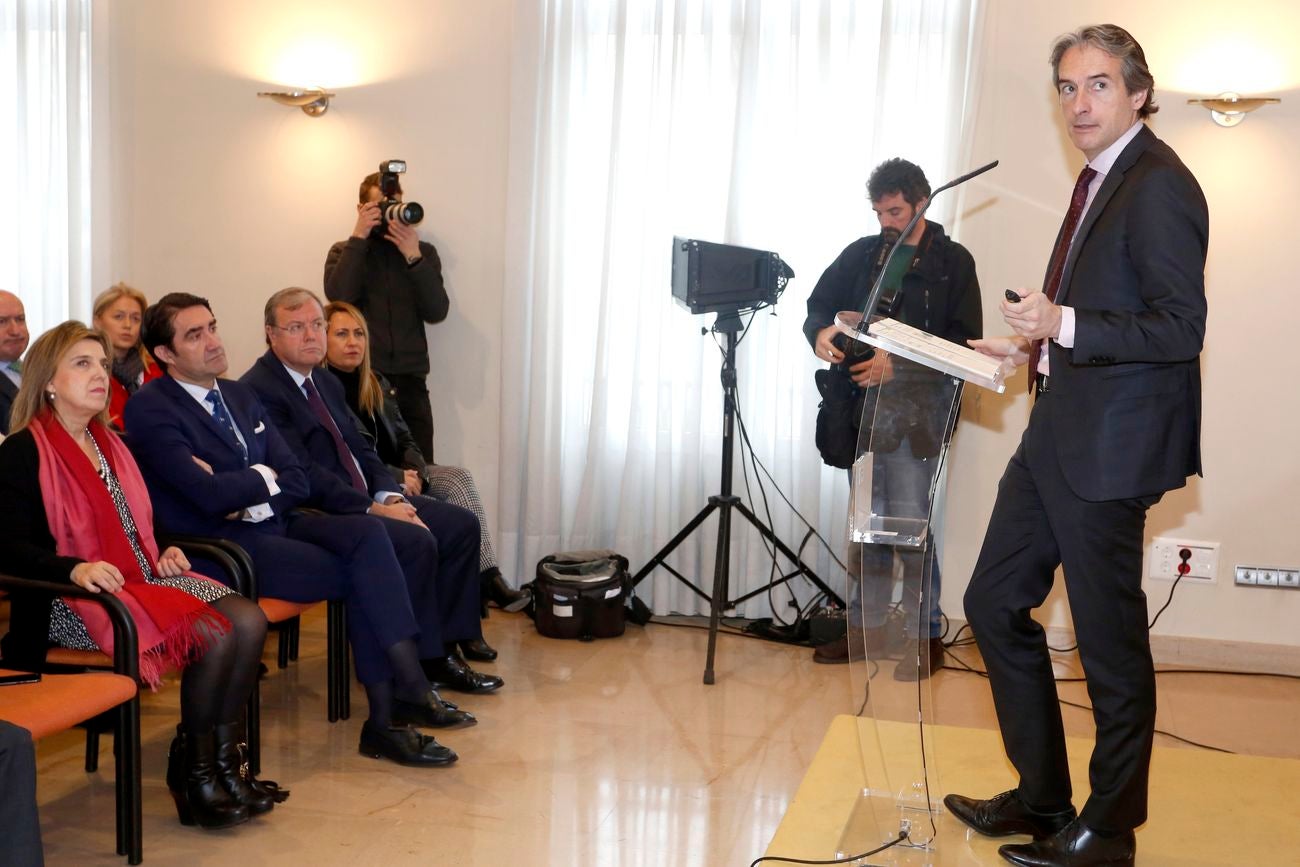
[125,293,477,767]
[241,287,501,694]
[0,290,29,435]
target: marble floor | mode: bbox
[24,610,1300,866]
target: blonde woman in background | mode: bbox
[93,283,162,430]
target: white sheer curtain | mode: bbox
[502,0,984,616]
[0,0,94,335]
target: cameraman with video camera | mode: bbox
[804,157,982,678]
[324,161,446,462]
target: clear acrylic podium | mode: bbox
[831,311,1006,864]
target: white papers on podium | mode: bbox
[834,311,1007,393]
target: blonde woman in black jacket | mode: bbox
[323,302,528,657]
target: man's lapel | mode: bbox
[1057,125,1154,307]
[160,375,244,462]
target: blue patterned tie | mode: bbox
[207,388,248,464]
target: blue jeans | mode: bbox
[846,439,942,639]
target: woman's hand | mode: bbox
[401,469,423,498]
[70,561,126,594]
[156,546,191,578]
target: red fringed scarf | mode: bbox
[30,412,230,688]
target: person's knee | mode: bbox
[962,583,994,631]
[215,595,268,645]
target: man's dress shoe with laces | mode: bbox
[458,637,498,662]
[998,818,1136,866]
[391,694,477,729]
[358,721,457,767]
[426,652,504,694]
[944,790,1077,840]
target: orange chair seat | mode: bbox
[258,597,317,623]
[44,647,113,667]
[0,668,138,740]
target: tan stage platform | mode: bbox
[765,715,1300,866]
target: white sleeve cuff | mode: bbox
[1054,306,1076,348]
[242,503,274,523]
[250,464,280,496]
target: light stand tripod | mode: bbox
[631,309,843,684]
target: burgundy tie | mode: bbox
[1030,164,1098,392]
[302,377,368,493]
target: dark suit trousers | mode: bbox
[227,514,421,686]
[0,721,43,867]
[374,494,482,658]
[382,371,434,464]
[964,392,1159,834]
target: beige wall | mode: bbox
[102,0,513,519]
[944,0,1300,646]
[102,0,1298,647]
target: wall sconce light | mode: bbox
[1187,92,1279,127]
[257,87,336,117]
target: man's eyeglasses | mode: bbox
[273,319,326,337]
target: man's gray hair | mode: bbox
[264,287,324,329]
[1050,24,1158,119]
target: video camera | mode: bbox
[371,159,424,239]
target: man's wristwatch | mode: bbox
[405,253,422,267]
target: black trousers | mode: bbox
[964,392,1160,834]
[0,720,43,866]
[382,371,435,464]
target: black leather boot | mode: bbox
[214,722,275,815]
[482,571,530,613]
[165,724,185,798]
[170,726,250,829]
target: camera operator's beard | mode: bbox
[879,227,902,247]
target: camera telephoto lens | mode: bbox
[384,200,424,227]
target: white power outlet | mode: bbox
[1235,565,1300,589]
[1148,538,1218,582]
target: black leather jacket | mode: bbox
[803,220,982,349]
[330,365,431,488]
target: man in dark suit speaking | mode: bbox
[944,25,1208,867]
[242,287,500,694]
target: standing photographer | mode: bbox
[324,167,447,462]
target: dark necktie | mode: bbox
[206,388,248,464]
[1031,164,1098,391]
[302,377,368,493]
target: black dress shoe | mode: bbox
[999,819,1135,866]
[458,637,498,662]
[425,652,504,694]
[945,790,1077,840]
[894,636,947,682]
[391,693,477,729]
[358,721,457,767]
[483,571,531,613]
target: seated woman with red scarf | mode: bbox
[0,322,281,830]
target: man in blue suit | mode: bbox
[241,287,500,694]
[126,293,475,767]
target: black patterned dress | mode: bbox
[46,433,234,650]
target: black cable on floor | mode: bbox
[750,830,907,867]
[939,645,1240,754]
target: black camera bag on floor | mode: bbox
[531,550,631,641]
